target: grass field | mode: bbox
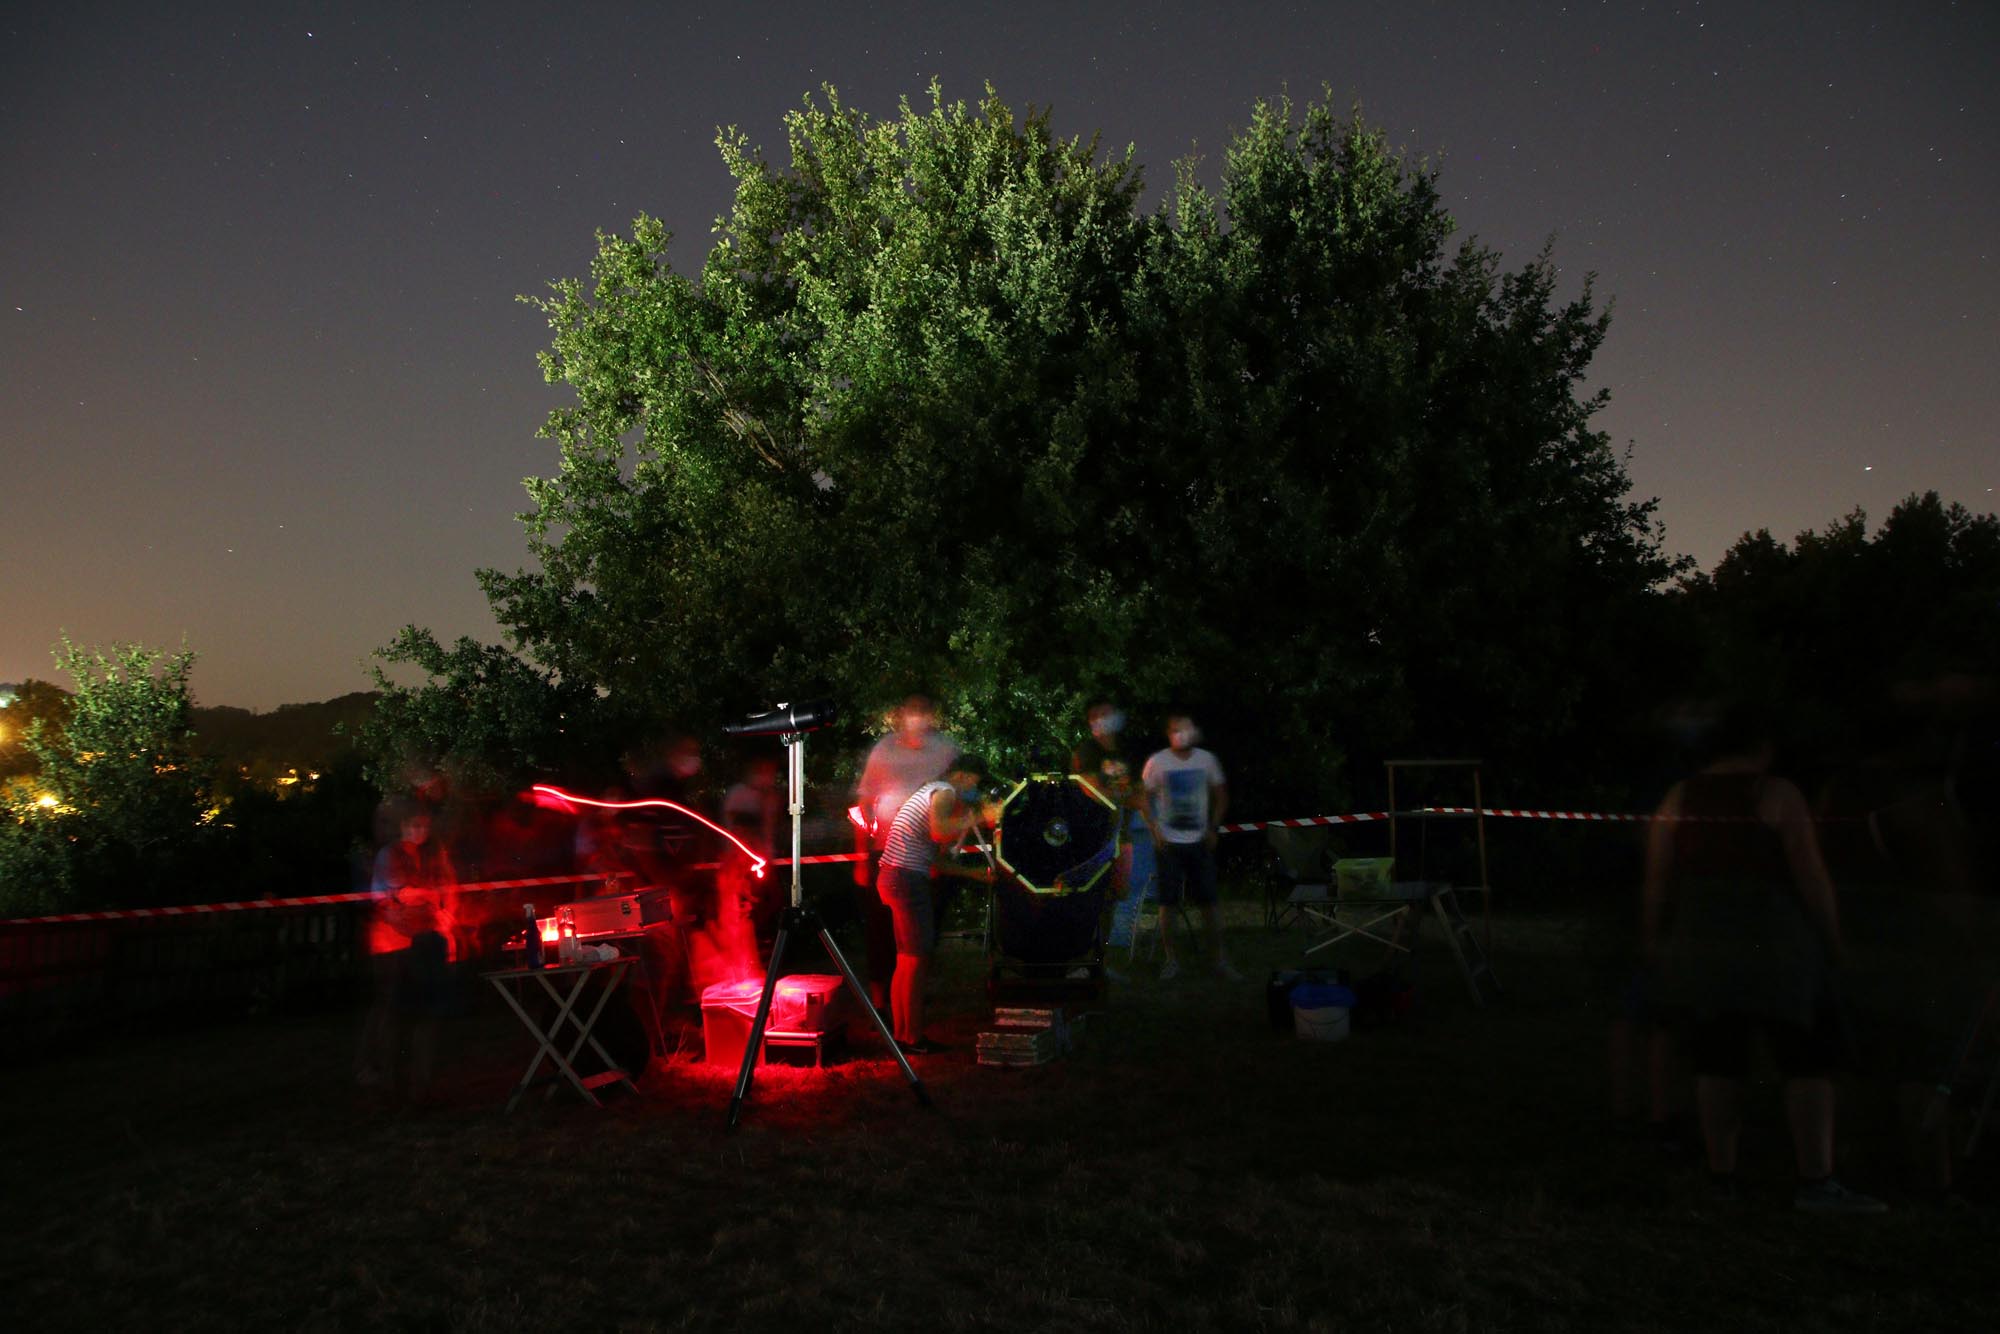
[5,901,1996,1333]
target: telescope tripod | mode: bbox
[727,731,929,1129]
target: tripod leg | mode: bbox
[726,920,792,1130]
[817,924,930,1107]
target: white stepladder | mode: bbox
[1925,982,2000,1158]
[1430,883,1502,1006]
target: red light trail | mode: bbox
[528,785,769,879]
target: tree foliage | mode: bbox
[0,678,74,782]
[1675,491,2000,761]
[0,640,213,913]
[362,628,615,796]
[376,84,1676,809]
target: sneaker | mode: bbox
[1159,957,1181,982]
[1214,959,1245,982]
[1794,1178,1888,1214]
[1649,1116,1697,1155]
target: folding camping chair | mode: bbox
[1924,981,2000,1158]
[1266,825,1333,932]
[1128,895,1197,964]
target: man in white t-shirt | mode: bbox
[1141,714,1240,981]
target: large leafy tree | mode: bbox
[1123,98,1680,799]
[378,85,1674,809]
[0,640,214,912]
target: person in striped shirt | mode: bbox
[875,753,996,1053]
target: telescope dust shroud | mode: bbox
[992,774,1121,895]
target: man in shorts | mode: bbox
[1142,715,1240,981]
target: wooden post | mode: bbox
[1387,764,1399,866]
[1473,767,1492,952]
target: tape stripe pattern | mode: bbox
[0,806,1838,926]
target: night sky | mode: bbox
[4,1,1994,709]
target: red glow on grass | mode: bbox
[529,784,768,879]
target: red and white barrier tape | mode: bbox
[0,801,1852,927]
[1415,805,1646,823]
[0,859,877,927]
[6,893,376,924]
[1407,805,1858,824]
[1219,812,1394,833]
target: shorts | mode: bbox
[1155,840,1217,907]
[1688,1007,1848,1079]
[876,863,937,957]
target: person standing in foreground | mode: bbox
[357,799,460,1102]
[1073,700,1157,979]
[1142,715,1240,981]
[1643,711,1885,1212]
[876,754,996,1053]
[853,695,960,1007]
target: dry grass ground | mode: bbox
[4,902,1996,1333]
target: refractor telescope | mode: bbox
[721,699,838,737]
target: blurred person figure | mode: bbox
[853,695,960,1007]
[356,799,460,1102]
[1643,708,1885,1211]
[480,791,570,879]
[372,762,472,868]
[722,755,784,945]
[876,753,996,1052]
[1602,703,1698,1146]
[573,786,645,892]
[1073,700,1158,979]
[1824,672,1997,1203]
[1142,714,1239,981]
[625,735,715,929]
[1604,922,1691,1147]
[465,792,571,956]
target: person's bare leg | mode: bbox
[356,955,396,1085]
[1157,905,1176,962]
[357,997,393,1085]
[1787,1077,1836,1181]
[890,953,917,1044]
[1697,1076,1742,1174]
[907,956,931,1044]
[407,1017,438,1101]
[1899,1080,1954,1192]
[1203,904,1226,964]
[1650,1027,1684,1125]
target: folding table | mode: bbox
[1300,881,1427,958]
[483,955,639,1112]
[1300,881,1501,1006]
